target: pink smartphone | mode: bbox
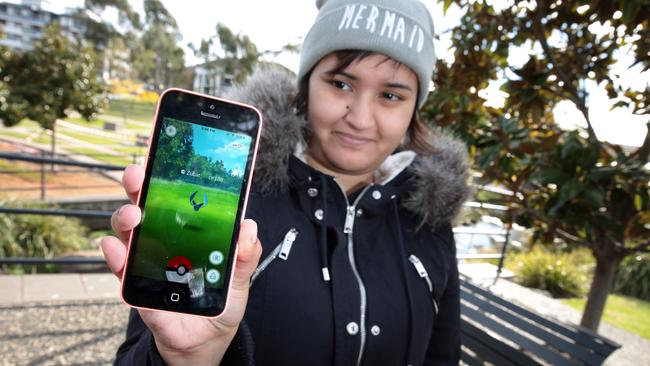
[121,88,262,317]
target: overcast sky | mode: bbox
[12,0,650,147]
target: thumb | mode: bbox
[230,219,262,292]
[214,219,261,329]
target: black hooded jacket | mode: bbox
[115,68,470,366]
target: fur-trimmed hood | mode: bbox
[227,67,471,228]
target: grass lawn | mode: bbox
[0,130,30,139]
[107,99,155,122]
[64,117,107,129]
[58,130,123,145]
[67,147,132,166]
[66,116,151,136]
[132,178,240,288]
[563,294,650,339]
[33,135,58,145]
[112,146,146,155]
[125,121,152,132]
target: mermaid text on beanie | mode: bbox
[337,4,426,52]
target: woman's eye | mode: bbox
[331,80,351,90]
[383,92,402,101]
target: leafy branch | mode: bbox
[530,3,598,143]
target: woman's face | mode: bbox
[307,53,418,177]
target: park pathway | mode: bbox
[0,265,648,365]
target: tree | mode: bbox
[72,0,141,78]
[74,0,141,51]
[0,28,16,127]
[189,23,260,85]
[0,23,107,156]
[153,119,194,180]
[103,36,131,80]
[133,0,185,91]
[427,0,650,331]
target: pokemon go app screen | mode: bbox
[130,117,252,296]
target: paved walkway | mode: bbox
[0,274,120,303]
[0,264,648,365]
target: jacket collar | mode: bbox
[227,67,471,229]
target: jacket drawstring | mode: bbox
[391,196,416,366]
[319,178,331,281]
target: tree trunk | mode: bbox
[580,252,622,331]
[50,120,56,172]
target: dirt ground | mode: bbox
[0,141,126,201]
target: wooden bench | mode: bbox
[460,279,621,365]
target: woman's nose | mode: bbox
[344,97,374,130]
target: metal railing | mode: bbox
[0,151,126,200]
[0,152,512,268]
[0,152,123,267]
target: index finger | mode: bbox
[122,164,145,204]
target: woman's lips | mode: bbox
[334,131,374,146]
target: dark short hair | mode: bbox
[293,50,435,155]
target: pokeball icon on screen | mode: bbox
[165,256,192,283]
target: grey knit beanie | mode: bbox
[298,0,436,109]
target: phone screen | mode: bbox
[132,117,251,289]
[122,90,261,316]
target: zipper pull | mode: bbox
[408,255,428,278]
[344,206,356,234]
[278,228,298,260]
[409,255,439,315]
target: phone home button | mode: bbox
[164,288,186,308]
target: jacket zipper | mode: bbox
[335,181,373,366]
[250,228,298,286]
[408,255,439,315]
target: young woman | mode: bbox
[102,0,470,364]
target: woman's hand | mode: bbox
[101,164,262,365]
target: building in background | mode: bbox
[189,61,233,97]
[0,0,81,52]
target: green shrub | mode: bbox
[505,246,588,298]
[614,254,650,301]
[0,201,90,259]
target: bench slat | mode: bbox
[460,351,485,366]
[461,280,620,356]
[461,287,603,365]
[461,320,538,366]
[461,303,582,366]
